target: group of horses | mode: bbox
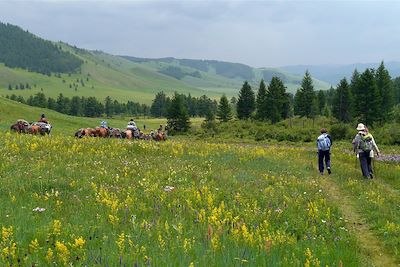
[10,119,52,135]
[10,119,166,141]
[74,127,167,141]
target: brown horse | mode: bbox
[154,132,167,141]
[95,127,110,138]
[28,125,41,135]
[10,120,29,133]
[124,129,133,139]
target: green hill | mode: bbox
[0,22,331,106]
[122,56,331,94]
[0,22,82,74]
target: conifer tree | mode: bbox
[237,81,255,119]
[357,69,381,126]
[376,61,394,123]
[167,93,191,133]
[294,71,316,118]
[350,69,362,118]
[266,77,289,123]
[217,94,232,122]
[256,79,268,120]
[332,78,352,122]
[317,90,326,114]
[104,96,113,118]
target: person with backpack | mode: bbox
[352,123,380,179]
[317,128,332,175]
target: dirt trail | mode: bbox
[320,177,400,267]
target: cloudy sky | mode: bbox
[0,0,399,67]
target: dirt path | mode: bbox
[320,177,400,267]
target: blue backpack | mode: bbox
[317,135,331,151]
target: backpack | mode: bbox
[359,134,374,152]
[317,134,331,151]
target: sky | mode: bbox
[0,0,399,67]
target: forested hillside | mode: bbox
[0,22,82,74]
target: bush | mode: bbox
[330,123,353,141]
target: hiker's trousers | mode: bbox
[359,151,372,178]
[318,150,331,173]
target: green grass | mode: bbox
[0,136,364,266]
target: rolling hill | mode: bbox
[0,22,331,106]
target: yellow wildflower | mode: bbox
[45,248,54,263]
[52,220,62,236]
[72,236,85,249]
[29,238,40,253]
[55,241,70,264]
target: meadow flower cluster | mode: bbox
[0,133,365,265]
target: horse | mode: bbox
[10,119,29,133]
[95,127,110,138]
[154,132,167,141]
[32,122,52,135]
[123,129,133,139]
[75,128,96,138]
[28,124,41,135]
[109,128,123,138]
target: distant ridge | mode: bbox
[281,61,400,84]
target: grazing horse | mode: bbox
[154,132,167,141]
[33,122,52,135]
[10,120,29,133]
[109,128,123,138]
[28,125,41,135]
[95,127,110,138]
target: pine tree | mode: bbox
[376,61,394,123]
[104,96,113,118]
[332,78,352,122]
[350,69,362,118]
[150,91,170,118]
[317,90,326,114]
[217,94,232,122]
[237,81,255,119]
[294,71,316,118]
[265,77,289,123]
[255,79,268,120]
[358,69,381,126]
[167,93,191,133]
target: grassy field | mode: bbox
[1,97,400,266]
[1,135,400,266]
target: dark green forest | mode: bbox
[0,22,82,75]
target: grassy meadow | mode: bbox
[1,98,400,266]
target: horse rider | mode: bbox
[39,113,49,123]
[100,120,108,129]
[127,119,137,131]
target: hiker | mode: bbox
[126,119,137,131]
[352,123,380,179]
[317,128,332,175]
[38,113,49,123]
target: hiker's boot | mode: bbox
[327,168,331,175]
[369,173,373,179]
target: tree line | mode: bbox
[6,93,150,117]
[166,62,400,133]
[0,22,82,75]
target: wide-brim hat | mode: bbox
[356,123,365,131]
